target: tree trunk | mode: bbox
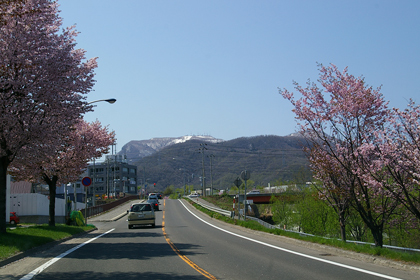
[339,210,347,242]
[370,225,384,247]
[355,210,384,247]
[44,175,58,227]
[0,156,10,234]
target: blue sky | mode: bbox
[59,0,420,151]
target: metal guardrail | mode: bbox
[246,216,280,230]
[246,216,420,253]
[189,198,420,253]
[345,240,420,253]
[188,197,233,218]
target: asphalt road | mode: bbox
[1,198,419,280]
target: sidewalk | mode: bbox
[87,199,144,223]
[0,198,145,268]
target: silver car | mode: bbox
[148,194,158,200]
[127,202,155,229]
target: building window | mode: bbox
[90,168,104,174]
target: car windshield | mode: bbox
[131,204,151,212]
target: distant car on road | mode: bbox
[127,202,155,229]
[10,212,19,225]
[148,193,158,200]
[157,193,162,199]
[189,193,199,198]
[247,190,260,195]
[147,198,159,211]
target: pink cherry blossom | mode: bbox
[10,120,115,226]
[0,0,97,232]
[280,64,398,247]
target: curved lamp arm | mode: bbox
[88,98,117,105]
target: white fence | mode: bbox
[9,193,85,216]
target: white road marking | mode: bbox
[20,228,115,280]
[179,200,403,280]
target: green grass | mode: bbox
[0,224,95,260]
[186,197,420,265]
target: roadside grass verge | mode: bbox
[185,197,420,265]
[0,224,95,261]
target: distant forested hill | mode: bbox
[128,135,311,192]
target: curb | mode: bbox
[112,211,128,221]
[90,211,128,222]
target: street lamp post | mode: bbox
[87,98,116,206]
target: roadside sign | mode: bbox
[241,170,251,181]
[81,177,92,187]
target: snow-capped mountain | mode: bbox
[118,135,223,163]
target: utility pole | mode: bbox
[198,143,207,196]
[234,177,241,220]
[106,156,109,199]
[112,143,117,199]
[143,166,146,198]
[241,170,251,221]
[208,154,215,195]
[183,168,186,196]
[109,142,118,198]
[92,158,96,206]
[73,182,77,211]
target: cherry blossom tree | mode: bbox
[280,64,399,247]
[0,0,97,232]
[366,99,420,222]
[307,146,351,241]
[10,120,115,226]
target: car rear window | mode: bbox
[131,204,152,212]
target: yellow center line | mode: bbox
[162,199,218,280]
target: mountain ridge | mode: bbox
[120,134,311,192]
[118,135,223,163]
